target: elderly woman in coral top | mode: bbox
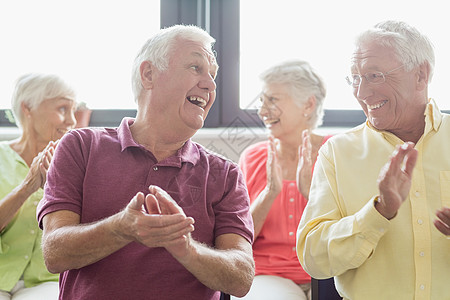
[236,60,330,300]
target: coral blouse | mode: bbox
[239,137,329,284]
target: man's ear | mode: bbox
[416,62,430,91]
[140,61,155,90]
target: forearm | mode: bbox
[297,198,389,278]
[250,187,279,237]
[42,212,131,273]
[0,183,34,231]
[176,237,254,297]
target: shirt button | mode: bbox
[419,251,425,257]
[30,230,35,235]
[289,183,295,187]
[24,255,29,260]
[417,219,423,225]
[420,284,425,290]
[289,215,293,219]
[153,166,158,171]
[415,191,420,197]
[289,198,294,202]
[292,247,296,251]
[289,232,294,236]
[33,201,38,206]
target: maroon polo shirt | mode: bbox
[37,118,253,300]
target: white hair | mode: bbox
[355,20,435,83]
[131,24,216,102]
[259,60,327,128]
[10,73,76,129]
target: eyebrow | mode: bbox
[191,51,219,72]
[261,92,283,98]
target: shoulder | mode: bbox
[0,141,17,166]
[194,141,238,168]
[240,141,268,161]
[60,127,119,147]
[319,123,367,156]
[0,141,10,152]
[440,112,450,126]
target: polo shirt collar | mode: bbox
[117,117,200,166]
[117,118,140,152]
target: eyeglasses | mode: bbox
[345,65,404,87]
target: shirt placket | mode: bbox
[286,182,297,252]
[409,142,432,300]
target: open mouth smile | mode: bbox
[187,96,207,109]
[368,100,387,110]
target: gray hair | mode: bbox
[355,20,435,83]
[11,73,76,129]
[259,60,327,128]
[131,24,217,102]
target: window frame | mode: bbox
[3,0,441,129]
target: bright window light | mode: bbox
[240,0,450,110]
[0,0,160,109]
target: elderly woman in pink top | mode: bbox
[237,60,330,300]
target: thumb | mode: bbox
[128,192,145,211]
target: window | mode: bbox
[1,0,448,129]
[240,0,450,112]
[0,0,160,110]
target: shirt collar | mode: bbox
[117,118,140,152]
[366,98,443,141]
[117,117,200,166]
[424,98,442,133]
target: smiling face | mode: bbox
[257,82,309,140]
[145,38,218,135]
[351,41,428,136]
[26,96,77,143]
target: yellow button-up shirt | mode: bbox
[297,99,450,300]
[0,142,59,292]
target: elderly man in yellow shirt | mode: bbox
[296,20,450,300]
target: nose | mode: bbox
[257,98,273,119]
[355,77,373,100]
[199,73,217,92]
[66,110,77,128]
[257,104,267,119]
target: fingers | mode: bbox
[267,136,276,166]
[131,214,195,249]
[300,130,312,165]
[148,185,184,215]
[402,143,418,177]
[389,142,417,177]
[434,207,450,236]
[144,193,161,214]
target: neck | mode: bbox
[391,124,425,144]
[130,118,189,162]
[276,129,306,159]
[9,133,46,166]
[390,104,427,144]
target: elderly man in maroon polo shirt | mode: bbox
[37,25,255,300]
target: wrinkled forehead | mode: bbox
[350,41,396,70]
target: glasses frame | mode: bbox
[346,65,404,87]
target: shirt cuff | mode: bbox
[355,196,391,245]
